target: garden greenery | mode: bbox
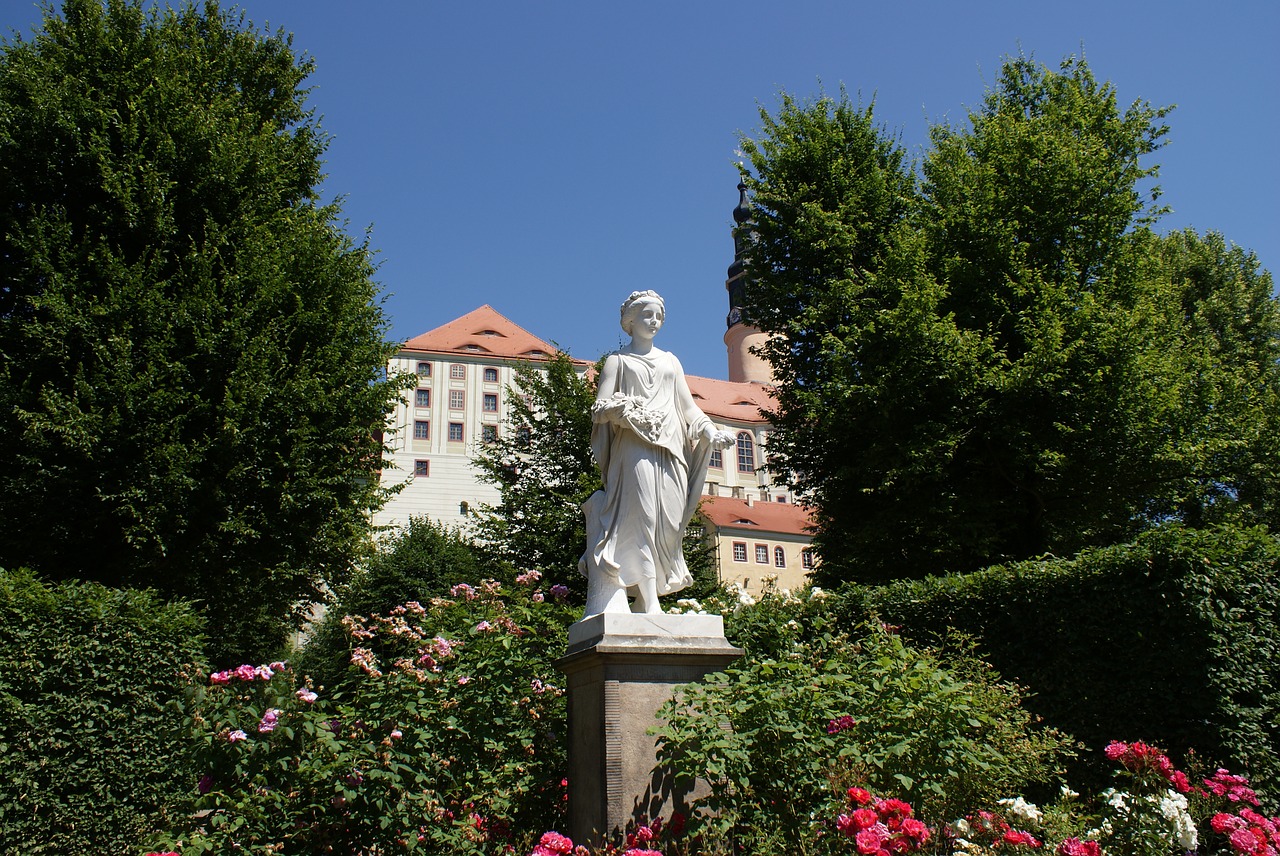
[656,586,1075,850]
[838,523,1280,800]
[155,573,575,854]
[0,569,205,855]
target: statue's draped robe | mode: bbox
[580,349,713,596]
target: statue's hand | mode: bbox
[591,393,629,423]
[709,428,736,450]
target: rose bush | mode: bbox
[654,585,1075,852]
[152,576,576,854]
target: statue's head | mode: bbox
[619,290,665,336]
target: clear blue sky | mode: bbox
[4,0,1277,380]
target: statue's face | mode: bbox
[628,301,664,339]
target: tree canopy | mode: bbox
[0,0,409,661]
[471,352,602,595]
[739,55,1280,583]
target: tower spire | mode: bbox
[722,179,772,384]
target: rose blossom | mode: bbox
[257,708,280,733]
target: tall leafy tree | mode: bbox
[1144,229,1280,528]
[471,353,601,595]
[740,55,1278,583]
[0,0,409,661]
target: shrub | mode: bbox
[157,573,577,854]
[654,587,1074,852]
[837,523,1280,799]
[355,517,500,616]
[0,569,205,854]
[298,516,505,687]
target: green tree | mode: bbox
[471,352,601,595]
[740,55,1278,582]
[0,0,409,661]
[1144,229,1280,529]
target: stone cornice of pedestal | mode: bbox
[560,612,744,661]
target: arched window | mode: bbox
[774,546,786,568]
[736,432,755,473]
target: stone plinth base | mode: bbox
[554,613,742,848]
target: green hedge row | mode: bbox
[0,569,206,854]
[836,524,1280,799]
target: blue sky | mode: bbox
[4,0,1277,380]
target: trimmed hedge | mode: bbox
[0,569,206,854]
[836,524,1280,801]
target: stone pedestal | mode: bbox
[554,613,742,848]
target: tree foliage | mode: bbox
[0,0,408,661]
[471,352,601,595]
[739,55,1279,582]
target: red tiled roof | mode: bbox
[400,307,770,417]
[686,375,773,424]
[402,305,588,364]
[697,495,814,536]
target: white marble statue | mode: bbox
[579,291,736,616]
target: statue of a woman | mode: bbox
[579,291,736,616]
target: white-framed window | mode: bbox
[415,389,430,408]
[732,542,747,563]
[709,448,722,468]
[482,393,498,412]
[774,547,786,568]
[450,364,465,380]
[413,421,430,440]
[481,425,498,442]
[737,432,756,473]
[483,367,499,382]
[755,544,768,564]
[416,361,432,377]
[448,422,464,442]
[414,459,429,477]
[449,390,465,410]
[802,549,814,570]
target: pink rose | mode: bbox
[1057,839,1101,856]
[847,786,873,805]
[850,808,879,830]
[533,831,574,854]
[1003,829,1041,847]
[257,708,280,733]
[296,687,318,703]
[855,824,889,854]
[227,729,248,743]
[900,817,929,843]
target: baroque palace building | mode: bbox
[375,184,815,592]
